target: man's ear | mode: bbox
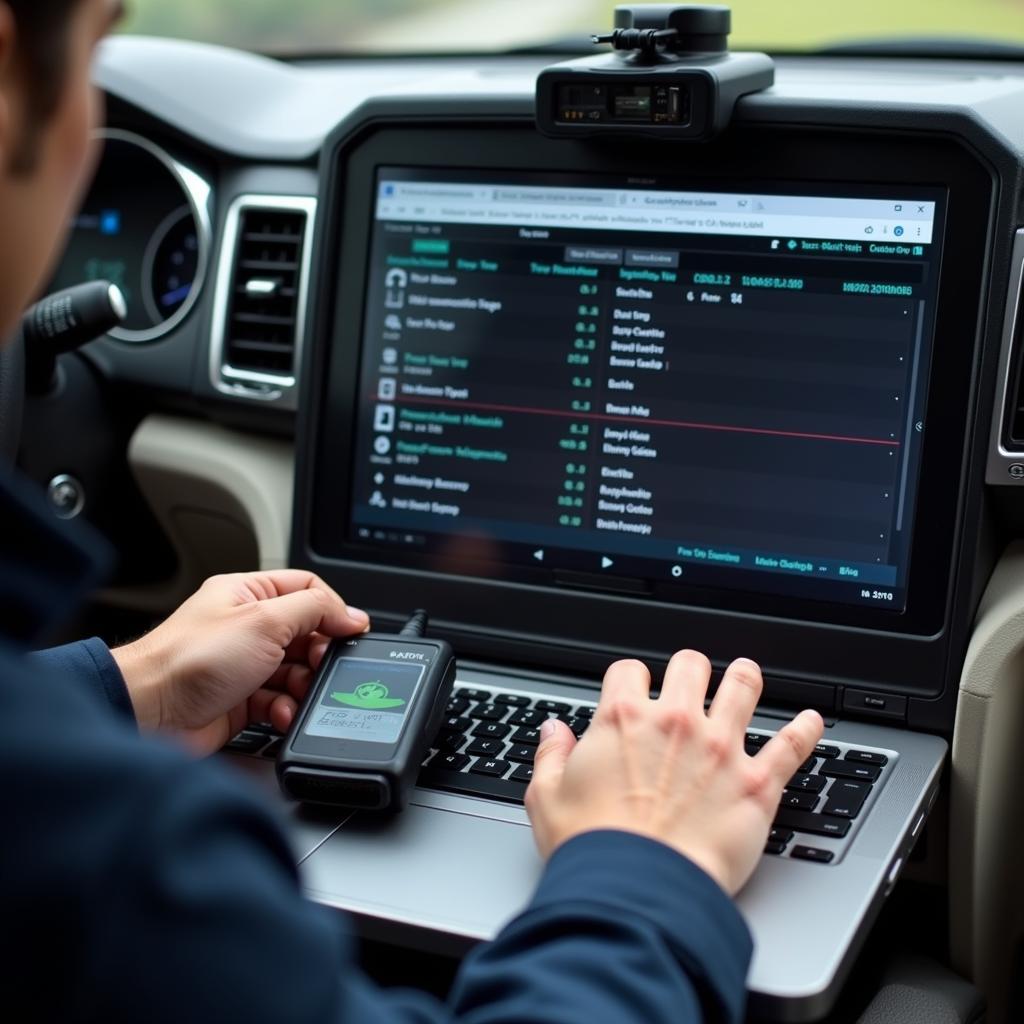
[0,4,16,173]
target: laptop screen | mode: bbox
[341,168,944,615]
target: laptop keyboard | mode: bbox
[226,683,893,866]
[417,686,892,865]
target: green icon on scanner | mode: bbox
[331,681,406,710]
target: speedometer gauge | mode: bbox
[49,129,211,343]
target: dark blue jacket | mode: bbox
[0,471,753,1023]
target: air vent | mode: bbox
[225,207,306,375]
[211,195,316,404]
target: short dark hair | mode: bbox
[6,0,80,171]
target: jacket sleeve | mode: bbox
[82,758,752,1024]
[7,651,752,1024]
[29,637,136,722]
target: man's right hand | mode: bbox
[525,651,824,896]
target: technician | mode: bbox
[0,3,824,1022]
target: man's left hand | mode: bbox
[111,572,370,755]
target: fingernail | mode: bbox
[540,719,557,740]
[347,606,370,625]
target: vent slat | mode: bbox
[239,259,299,272]
[243,231,302,243]
[230,340,297,355]
[223,207,307,377]
[233,312,296,326]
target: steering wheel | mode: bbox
[0,330,24,465]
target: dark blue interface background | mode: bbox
[347,170,944,612]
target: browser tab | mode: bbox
[565,246,623,264]
[625,249,680,268]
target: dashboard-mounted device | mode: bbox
[536,4,773,140]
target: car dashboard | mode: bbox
[26,33,1024,1023]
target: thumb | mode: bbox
[532,718,576,787]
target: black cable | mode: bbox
[592,27,679,55]
[399,609,429,638]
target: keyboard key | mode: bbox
[439,732,466,753]
[495,693,531,707]
[511,727,541,746]
[509,708,546,727]
[226,731,269,754]
[765,841,787,855]
[510,764,534,784]
[845,749,888,767]
[435,752,470,772]
[820,759,881,783]
[535,700,571,714]
[469,703,507,722]
[470,758,512,778]
[445,697,470,717]
[786,773,827,793]
[565,716,590,738]
[248,722,276,735]
[418,767,526,804]
[440,715,472,733]
[746,732,770,748]
[574,706,595,719]
[768,827,794,845]
[790,845,835,864]
[814,744,841,759]
[466,738,505,757]
[773,808,851,838]
[261,738,283,759]
[507,744,536,764]
[822,780,871,819]
[460,689,492,702]
[780,791,819,811]
[471,721,511,740]
[798,756,817,774]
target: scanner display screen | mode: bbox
[303,657,425,745]
[345,169,945,613]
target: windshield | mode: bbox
[122,0,1024,54]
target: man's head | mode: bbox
[0,0,123,338]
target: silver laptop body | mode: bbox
[227,663,944,1022]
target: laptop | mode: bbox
[229,156,965,1020]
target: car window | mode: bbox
[122,0,1024,55]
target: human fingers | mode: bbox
[253,588,367,647]
[706,657,764,733]
[249,687,299,732]
[526,720,577,814]
[264,573,370,633]
[265,661,315,700]
[657,649,713,712]
[594,659,652,722]
[281,631,333,669]
[218,571,370,632]
[240,570,345,600]
[755,709,825,786]
[306,634,332,671]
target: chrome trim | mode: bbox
[209,194,317,408]
[987,228,1024,484]
[96,128,213,344]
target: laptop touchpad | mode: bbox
[301,800,542,941]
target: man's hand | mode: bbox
[525,651,824,896]
[111,572,370,755]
